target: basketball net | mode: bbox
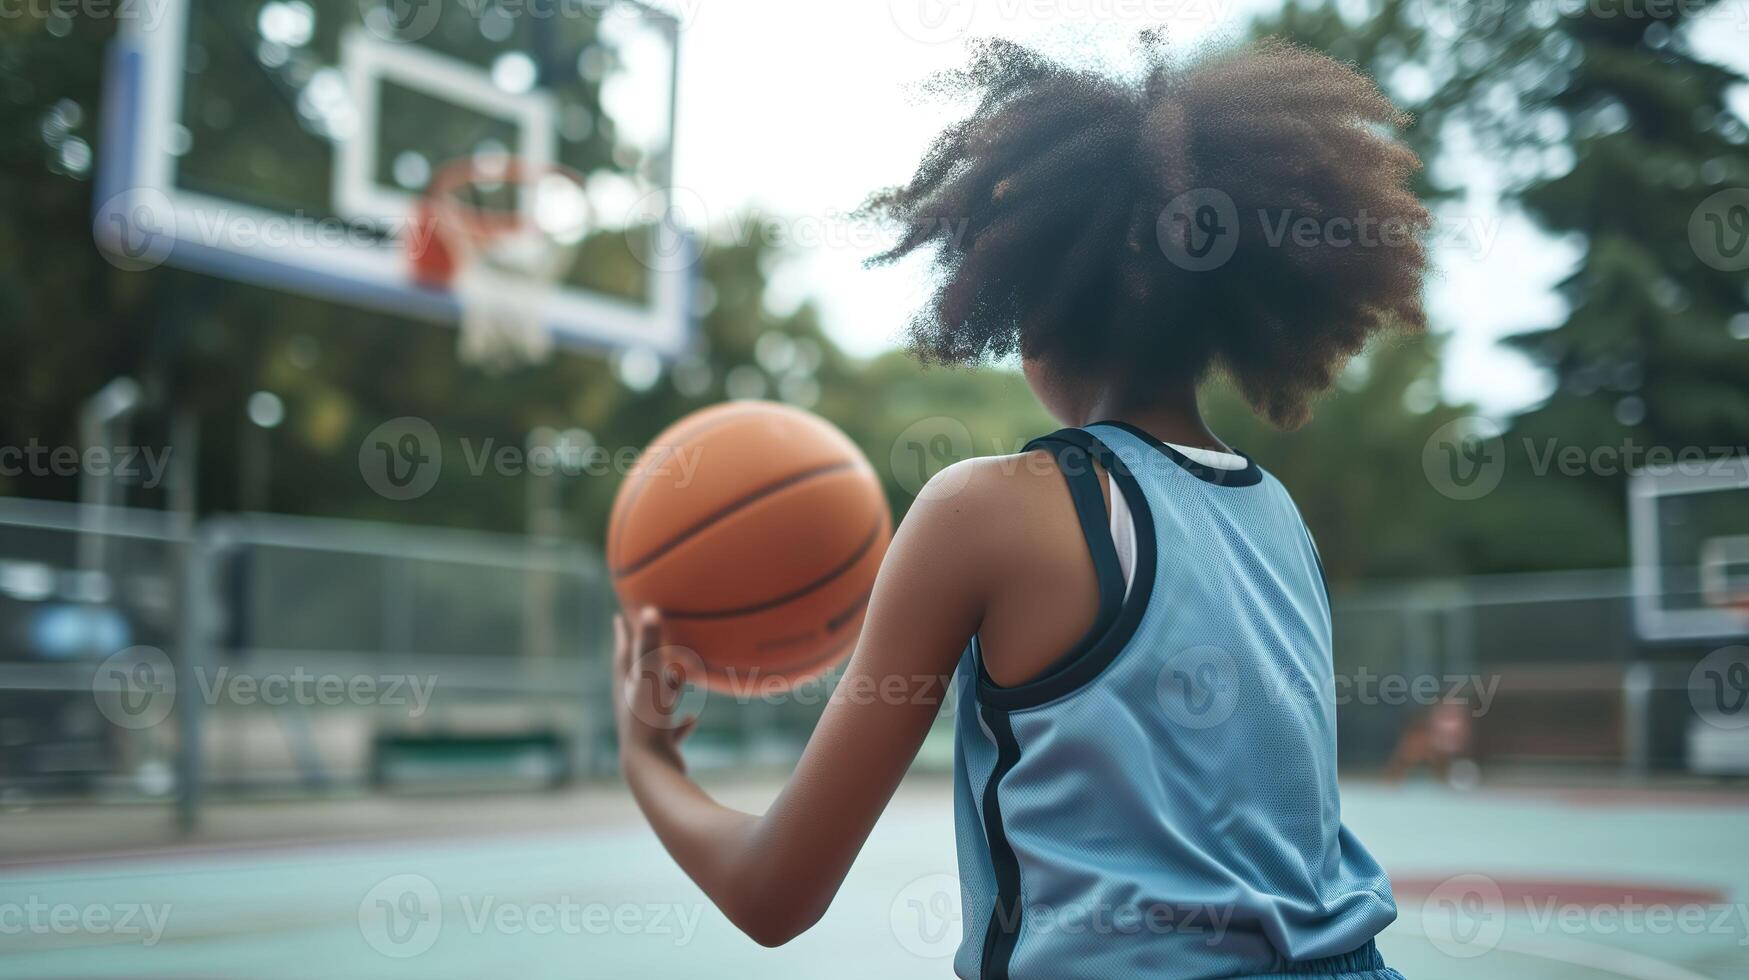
[410,157,590,372]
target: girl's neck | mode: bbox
[1080,385,1233,455]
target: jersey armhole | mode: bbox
[974,428,1158,711]
[1025,435,1126,635]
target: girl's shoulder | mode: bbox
[909,450,1112,686]
[914,449,1109,527]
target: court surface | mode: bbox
[2,777,1745,979]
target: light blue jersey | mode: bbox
[952,422,1399,980]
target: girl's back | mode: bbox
[956,423,1396,979]
[615,32,1427,980]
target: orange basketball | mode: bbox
[608,402,891,693]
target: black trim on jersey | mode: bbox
[1090,418,1263,487]
[975,427,1157,711]
[1303,526,1332,609]
[976,700,1024,980]
[1024,435,1125,641]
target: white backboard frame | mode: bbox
[95,0,691,358]
[1629,461,1749,642]
[334,30,557,227]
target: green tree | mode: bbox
[0,12,142,501]
[1253,0,1749,574]
[1500,7,1749,535]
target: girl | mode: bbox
[615,35,1427,979]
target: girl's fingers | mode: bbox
[612,613,629,676]
[636,606,663,657]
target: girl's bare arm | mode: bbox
[613,459,1001,946]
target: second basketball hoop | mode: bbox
[409,156,593,371]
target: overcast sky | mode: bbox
[665,1,1749,417]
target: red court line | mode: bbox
[1348,776,1749,809]
[1391,875,1729,907]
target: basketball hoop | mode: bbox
[408,156,592,371]
[1701,535,1749,627]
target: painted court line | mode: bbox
[1404,915,1720,980]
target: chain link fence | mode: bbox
[0,499,615,822]
[1,498,1741,824]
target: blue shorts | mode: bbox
[1244,939,1405,979]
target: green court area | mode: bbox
[2,778,1745,979]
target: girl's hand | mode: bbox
[613,607,698,771]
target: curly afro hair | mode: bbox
[863,34,1431,428]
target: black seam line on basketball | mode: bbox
[745,587,873,654]
[826,588,873,632]
[611,459,861,578]
[609,404,781,564]
[657,520,883,620]
[710,587,874,680]
[701,628,861,686]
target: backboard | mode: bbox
[1629,459,1749,642]
[95,0,690,357]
